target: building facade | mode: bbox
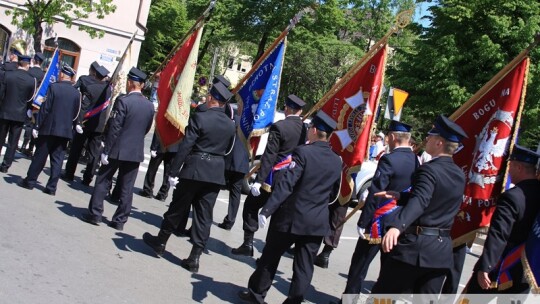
[0,0,150,78]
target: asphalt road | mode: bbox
[0,133,481,303]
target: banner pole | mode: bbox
[148,0,216,83]
[303,10,412,119]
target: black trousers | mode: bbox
[343,239,381,294]
[142,152,174,198]
[324,202,348,248]
[25,135,68,192]
[64,130,102,182]
[247,229,323,304]
[371,257,447,295]
[241,189,271,233]
[222,170,244,225]
[88,158,140,225]
[442,244,467,294]
[161,179,221,249]
[0,119,24,169]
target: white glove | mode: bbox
[75,125,83,134]
[258,214,268,229]
[100,141,105,148]
[32,129,39,138]
[250,182,261,197]
[360,189,369,202]
[100,153,109,165]
[26,109,32,118]
[357,226,366,239]
[150,150,157,158]
[168,176,179,189]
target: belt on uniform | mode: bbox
[405,226,450,237]
[190,151,224,160]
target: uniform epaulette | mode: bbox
[196,103,208,112]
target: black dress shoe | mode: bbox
[43,188,56,196]
[143,232,165,257]
[107,221,124,231]
[18,179,34,190]
[217,222,233,230]
[154,194,166,202]
[80,213,101,226]
[231,244,254,257]
[81,179,92,186]
[61,174,74,182]
[139,190,153,198]
[238,290,262,303]
[0,166,8,173]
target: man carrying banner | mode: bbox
[231,95,307,257]
[18,65,81,195]
[371,115,467,295]
[0,54,37,173]
[63,65,111,185]
[464,145,540,294]
[238,111,342,304]
[143,82,236,273]
[81,67,154,231]
[341,120,418,298]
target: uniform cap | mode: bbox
[509,144,540,165]
[427,115,468,143]
[95,65,110,78]
[90,61,100,71]
[61,64,76,77]
[127,67,147,82]
[17,54,32,63]
[212,75,231,89]
[388,120,412,133]
[210,82,233,102]
[311,111,337,134]
[285,94,306,110]
[34,52,45,63]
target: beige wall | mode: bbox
[0,0,150,78]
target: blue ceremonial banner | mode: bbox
[523,211,540,293]
[236,38,286,144]
[33,48,60,109]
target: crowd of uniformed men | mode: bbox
[1,41,539,304]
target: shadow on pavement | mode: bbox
[54,200,88,219]
[129,209,163,229]
[190,273,245,303]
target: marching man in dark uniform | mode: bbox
[238,112,342,304]
[63,65,111,185]
[464,145,540,293]
[341,120,418,299]
[0,54,37,173]
[143,82,235,273]
[18,65,81,195]
[232,94,307,256]
[74,61,100,94]
[138,131,179,201]
[19,52,46,157]
[0,41,24,73]
[371,115,467,295]
[80,67,154,231]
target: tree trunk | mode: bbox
[253,31,270,64]
[33,20,43,53]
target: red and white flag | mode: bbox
[156,26,203,148]
[450,57,529,245]
[316,45,388,204]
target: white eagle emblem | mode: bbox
[474,127,508,172]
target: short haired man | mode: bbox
[371,115,468,296]
[18,64,81,195]
[464,145,540,294]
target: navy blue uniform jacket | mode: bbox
[476,179,540,274]
[169,106,235,185]
[36,80,81,139]
[260,141,342,236]
[103,92,154,162]
[386,156,466,269]
[0,69,36,122]
[358,147,418,229]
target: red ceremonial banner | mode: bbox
[450,57,529,245]
[319,46,387,204]
[156,28,201,148]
